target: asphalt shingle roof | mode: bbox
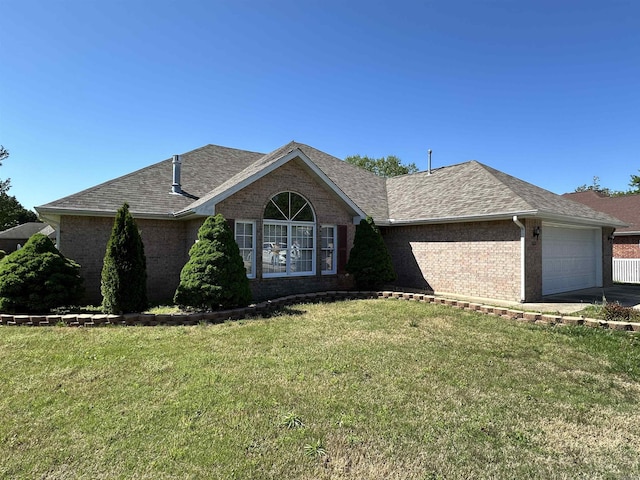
[563,191,638,233]
[38,145,265,217]
[0,222,54,239]
[386,161,625,226]
[37,143,623,228]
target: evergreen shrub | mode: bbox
[346,216,396,290]
[101,203,148,314]
[0,233,84,313]
[174,214,252,310]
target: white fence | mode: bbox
[613,258,640,284]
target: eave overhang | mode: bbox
[382,209,628,228]
[35,206,177,222]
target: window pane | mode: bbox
[292,225,313,247]
[292,249,313,273]
[321,226,336,273]
[240,250,253,276]
[235,221,255,277]
[263,223,288,274]
[321,250,334,273]
[264,201,286,220]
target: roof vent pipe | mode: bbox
[428,149,432,175]
[172,154,182,194]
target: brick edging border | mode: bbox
[0,290,639,332]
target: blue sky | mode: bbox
[1,0,639,211]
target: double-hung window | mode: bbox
[263,192,315,277]
[235,220,255,278]
[321,225,337,274]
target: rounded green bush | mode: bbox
[0,233,84,313]
[174,214,252,310]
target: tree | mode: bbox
[174,214,252,310]
[574,176,612,195]
[345,154,418,177]
[1,145,11,195]
[346,216,396,290]
[101,203,148,314]
[0,193,38,230]
[629,170,640,194]
[0,145,38,229]
[0,233,84,313]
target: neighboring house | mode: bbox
[35,142,624,305]
[0,222,55,253]
[563,191,640,258]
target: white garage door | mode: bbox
[542,226,601,295]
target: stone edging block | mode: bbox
[0,291,638,333]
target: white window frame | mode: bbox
[235,220,256,279]
[263,220,316,278]
[321,225,337,275]
[262,192,316,278]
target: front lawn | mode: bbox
[1,300,639,479]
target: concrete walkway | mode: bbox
[436,285,640,315]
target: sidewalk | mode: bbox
[434,285,640,315]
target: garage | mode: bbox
[542,225,602,295]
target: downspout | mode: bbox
[512,216,526,302]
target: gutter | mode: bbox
[512,216,526,303]
[383,210,539,227]
[382,209,626,229]
[35,206,178,221]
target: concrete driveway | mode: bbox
[543,284,640,307]
[520,284,640,314]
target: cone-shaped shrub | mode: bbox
[0,233,84,313]
[346,216,396,290]
[174,214,252,310]
[101,203,148,314]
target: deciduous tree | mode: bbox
[345,154,418,177]
[0,145,38,229]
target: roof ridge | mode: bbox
[474,162,539,212]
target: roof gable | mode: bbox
[178,142,367,219]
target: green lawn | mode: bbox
[1,300,639,479]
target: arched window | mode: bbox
[263,192,315,277]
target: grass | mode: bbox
[574,302,640,323]
[1,299,639,479]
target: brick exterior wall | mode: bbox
[383,220,523,302]
[613,235,640,258]
[59,216,113,304]
[58,159,357,305]
[59,216,189,305]
[216,159,355,301]
[524,218,543,301]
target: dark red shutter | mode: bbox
[337,224,348,273]
[227,218,235,235]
